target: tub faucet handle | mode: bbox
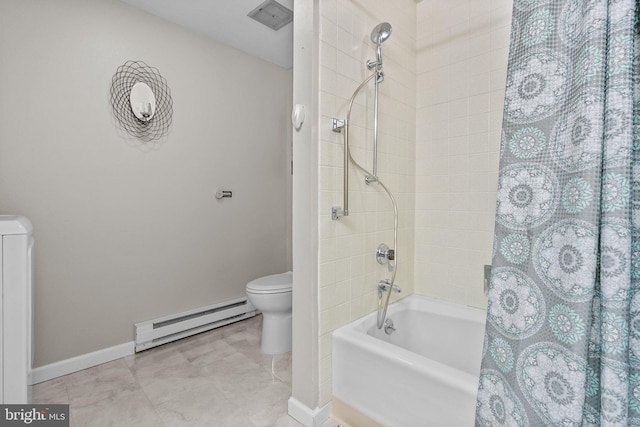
[387,249,395,261]
[376,243,394,264]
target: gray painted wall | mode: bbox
[0,0,292,367]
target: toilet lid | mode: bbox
[246,271,293,293]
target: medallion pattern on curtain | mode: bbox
[476,0,640,425]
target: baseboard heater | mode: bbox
[134,296,257,352]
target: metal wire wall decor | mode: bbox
[110,61,173,142]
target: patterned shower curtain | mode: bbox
[476,0,640,425]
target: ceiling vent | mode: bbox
[247,0,293,31]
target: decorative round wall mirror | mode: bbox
[129,82,156,122]
[110,60,173,142]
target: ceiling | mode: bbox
[120,0,294,69]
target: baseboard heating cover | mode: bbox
[134,296,257,352]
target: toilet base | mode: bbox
[261,312,292,354]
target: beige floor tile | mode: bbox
[70,388,163,427]
[244,386,292,427]
[200,351,265,390]
[153,381,253,427]
[137,362,218,406]
[179,334,238,367]
[273,413,304,427]
[64,359,140,408]
[32,377,69,405]
[31,315,322,427]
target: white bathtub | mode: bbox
[332,295,487,427]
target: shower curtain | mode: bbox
[476,0,640,425]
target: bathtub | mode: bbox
[332,294,486,427]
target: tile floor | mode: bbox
[33,315,334,427]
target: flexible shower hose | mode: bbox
[343,72,400,330]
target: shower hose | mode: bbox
[343,72,399,330]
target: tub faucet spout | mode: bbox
[378,279,401,298]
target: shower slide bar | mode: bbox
[332,72,377,220]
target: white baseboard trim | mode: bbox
[30,341,135,385]
[288,397,331,427]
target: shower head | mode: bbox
[367,22,392,78]
[370,22,392,46]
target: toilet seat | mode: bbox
[246,271,292,294]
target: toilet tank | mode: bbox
[0,215,34,403]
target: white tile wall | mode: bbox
[415,0,512,307]
[317,0,512,407]
[317,0,416,406]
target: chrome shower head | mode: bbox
[370,22,392,45]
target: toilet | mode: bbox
[245,271,293,354]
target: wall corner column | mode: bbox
[290,0,324,425]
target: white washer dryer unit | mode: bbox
[0,215,34,404]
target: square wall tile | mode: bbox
[415,0,512,309]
